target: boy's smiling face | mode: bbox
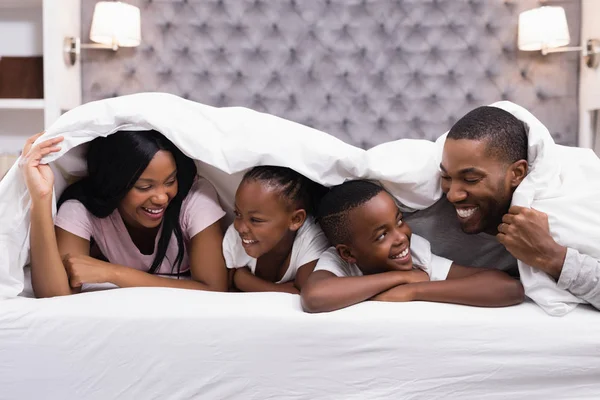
[336,191,413,274]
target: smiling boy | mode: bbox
[301,180,524,313]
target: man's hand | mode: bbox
[497,206,567,279]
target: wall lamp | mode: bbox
[63,1,141,66]
[518,6,599,68]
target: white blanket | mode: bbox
[0,92,438,299]
[472,102,600,316]
[0,93,598,316]
[1,289,599,400]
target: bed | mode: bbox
[2,287,599,399]
[0,1,594,398]
[1,92,597,400]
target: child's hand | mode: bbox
[280,281,296,290]
[233,267,299,294]
[232,266,252,290]
[277,281,300,294]
[407,269,429,283]
[371,271,428,302]
[371,284,416,302]
[393,269,429,285]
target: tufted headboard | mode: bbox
[81,0,581,148]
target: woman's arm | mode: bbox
[30,203,88,297]
[19,133,81,298]
[57,223,230,293]
[232,267,299,294]
[186,221,228,291]
[371,264,525,307]
[301,269,428,313]
[98,221,229,291]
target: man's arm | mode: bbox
[498,206,600,309]
[301,269,428,313]
[556,248,600,309]
[372,264,524,307]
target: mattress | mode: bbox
[1,287,598,400]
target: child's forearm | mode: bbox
[374,270,524,307]
[233,267,299,294]
[301,270,427,313]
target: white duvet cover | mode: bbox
[1,93,599,315]
[1,288,599,400]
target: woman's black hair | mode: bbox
[58,130,197,276]
[241,166,328,216]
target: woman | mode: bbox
[20,130,228,297]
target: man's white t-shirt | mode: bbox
[223,217,330,283]
[313,234,453,281]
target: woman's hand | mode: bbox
[63,254,115,288]
[18,132,63,200]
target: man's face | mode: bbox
[440,138,524,235]
[338,191,414,274]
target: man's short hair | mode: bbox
[317,180,384,245]
[448,106,528,164]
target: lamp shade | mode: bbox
[518,6,570,51]
[90,1,141,47]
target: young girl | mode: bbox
[20,130,228,297]
[224,166,329,294]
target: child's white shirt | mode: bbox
[313,234,452,281]
[223,217,330,283]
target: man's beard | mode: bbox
[481,184,511,235]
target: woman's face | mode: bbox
[118,150,178,230]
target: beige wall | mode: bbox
[0,154,18,181]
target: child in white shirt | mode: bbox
[224,166,329,293]
[301,180,524,312]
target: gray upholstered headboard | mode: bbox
[81,0,581,148]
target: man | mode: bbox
[437,106,599,309]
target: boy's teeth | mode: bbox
[242,238,257,244]
[392,248,409,259]
[456,207,477,218]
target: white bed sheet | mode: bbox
[1,288,598,400]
